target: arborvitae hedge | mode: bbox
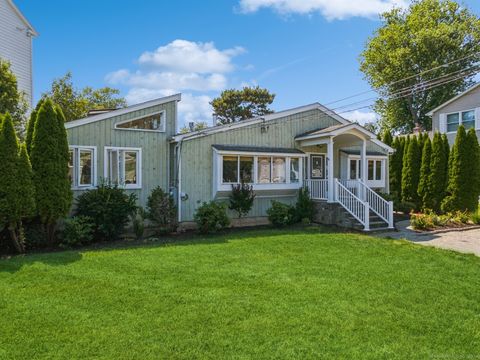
[428,132,448,212]
[25,99,43,154]
[442,126,473,212]
[402,135,421,207]
[30,99,72,241]
[418,137,432,210]
[382,130,393,147]
[466,128,480,210]
[390,137,404,199]
[16,144,36,222]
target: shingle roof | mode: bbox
[295,124,350,139]
[340,150,387,156]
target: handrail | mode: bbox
[335,179,369,231]
[304,179,328,200]
[357,180,394,228]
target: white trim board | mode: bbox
[65,94,181,129]
[6,0,38,36]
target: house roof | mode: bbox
[65,94,181,129]
[295,123,394,153]
[341,150,387,157]
[171,102,351,142]
[212,144,305,154]
[426,82,480,116]
[7,0,37,36]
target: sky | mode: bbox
[16,0,480,129]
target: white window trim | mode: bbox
[445,109,476,134]
[104,146,142,189]
[347,155,386,188]
[214,150,306,193]
[114,111,166,133]
[69,146,97,190]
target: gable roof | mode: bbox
[6,0,37,36]
[426,82,480,116]
[65,94,181,129]
[212,144,304,154]
[172,102,350,142]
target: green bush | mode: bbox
[61,216,94,246]
[410,213,435,230]
[295,187,315,223]
[229,183,255,218]
[146,187,177,234]
[394,201,416,214]
[470,209,480,225]
[75,183,137,241]
[194,201,230,234]
[132,208,145,240]
[267,201,296,227]
[448,211,470,225]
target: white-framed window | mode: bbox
[347,155,386,187]
[446,110,475,133]
[368,159,383,181]
[69,146,97,189]
[349,159,361,180]
[115,111,166,132]
[104,147,142,189]
[216,152,304,191]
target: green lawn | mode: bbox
[1,228,479,359]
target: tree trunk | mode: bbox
[8,223,25,253]
[46,221,57,246]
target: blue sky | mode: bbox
[16,0,480,128]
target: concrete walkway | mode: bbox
[376,220,480,257]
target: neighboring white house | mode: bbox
[428,83,480,145]
[0,0,37,106]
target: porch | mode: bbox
[296,123,395,231]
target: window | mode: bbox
[447,110,476,132]
[368,159,383,181]
[290,158,300,183]
[69,146,96,188]
[105,147,141,188]
[219,154,303,187]
[116,112,165,132]
[349,159,361,180]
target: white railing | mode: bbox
[357,180,394,228]
[335,179,370,231]
[304,179,328,200]
[338,179,360,197]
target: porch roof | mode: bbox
[212,144,305,154]
[341,150,387,157]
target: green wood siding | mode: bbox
[66,101,177,207]
[178,109,341,221]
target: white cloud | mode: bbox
[138,39,245,73]
[238,0,408,20]
[106,40,246,129]
[342,110,378,125]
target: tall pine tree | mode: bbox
[418,137,432,210]
[25,99,44,154]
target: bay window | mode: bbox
[69,146,96,188]
[105,147,142,189]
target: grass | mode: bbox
[1,227,479,359]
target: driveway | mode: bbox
[377,220,480,257]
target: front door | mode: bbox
[310,154,325,179]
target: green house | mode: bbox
[66,94,394,231]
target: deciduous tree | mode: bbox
[0,59,28,134]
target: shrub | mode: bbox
[23,219,47,250]
[470,209,480,225]
[194,201,230,234]
[267,201,296,227]
[410,212,435,230]
[61,216,94,246]
[76,183,137,241]
[146,187,177,234]
[132,208,145,240]
[229,183,255,218]
[394,201,416,214]
[295,187,314,223]
[448,211,470,225]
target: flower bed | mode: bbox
[410,210,480,231]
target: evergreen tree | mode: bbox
[442,134,451,183]
[382,130,393,146]
[0,114,23,252]
[389,137,404,199]
[402,135,421,207]
[442,126,473,212]
[466,128,480,210]
[16,144,36,223]
[428,132,448,212]
[25,99,44,154]
[55,105,73,215]
[418,137,432,210]
[30,99,72,242]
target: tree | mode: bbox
[30,99,72,242]
[211,86,275,124]
[360,0,480,133]
[0,59,28,134]
[466,128,480,208]
[390,136,404,199]
[0,114,34,253]
[441,126,475,212]
[42,72,127,121]
[179,121,209,134]
[382,130,393,146]
[428,132,449,212]
[228,183,255,218]
[402,135,421,207]
[25,99,44,154]
[418,137,432,210]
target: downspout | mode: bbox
[176,140,183,223]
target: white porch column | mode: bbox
[361,138,367,200]
[327,137,335,202]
